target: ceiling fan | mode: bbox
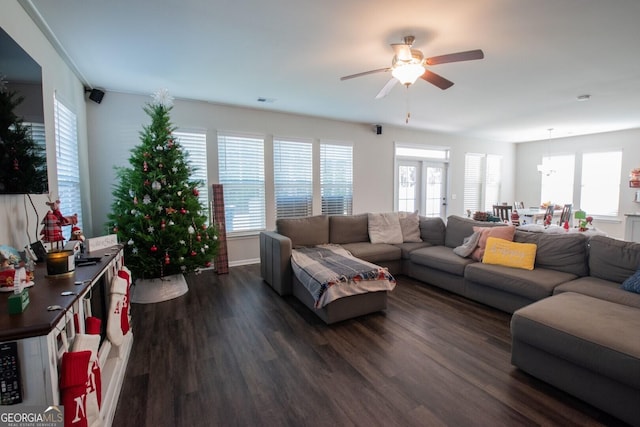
[340,36,484,99]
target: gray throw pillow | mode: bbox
[453,231,481,258]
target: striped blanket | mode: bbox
[291,245,396,308]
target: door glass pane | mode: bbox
[425,165,444,217]
[398,164,417,212]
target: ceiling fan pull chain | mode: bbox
[405,86,411,124]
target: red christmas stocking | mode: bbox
[60,350,91,427]
[107,275,127,346]
[85,316,101,336]
[72,334,101,426]
[117,268,131,336]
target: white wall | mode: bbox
[0,2,90,250]
[515,127,640,239]
[86,91,515,265]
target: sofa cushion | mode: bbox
[482,237,537,270]
[276,215,329,248]
[465,263,576,300]
[341,242,401,263]
[368,212,403,244]
[398,211,422,242]
[410,246,475,276]
[515,231,589,276]
[588,235,640,283]
[471,225,516,261]
[511,292,640,390]
[419,216,446,246]
[394,242,433,259]
[444,215,505,248]
[329,214,369,244]
[554,276,640,309]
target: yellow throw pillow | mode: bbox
[482,237,537,270]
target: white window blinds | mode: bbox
[53,95,82,239]
[273,138,312,218]
[217,132,265,233]
[320,142,353,215]
[175,130,209,220]
[463,153,483,213]
[581,151,621,217]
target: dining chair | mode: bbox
[514,201,525,210]
[558,204,572,225]
[542,205,555,225]
[492,205,513,222]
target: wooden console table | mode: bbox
[0,245,131,427]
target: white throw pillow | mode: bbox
[368,212,403,244]
[398,211,422,242]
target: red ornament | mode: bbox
[192,188,199,197]
[164,252,170,265]
[144,179,151,186]
[191,250,197,257]
[205,261,212,267]
[143,161,148,172]
[150,245,158,252]
[202,224,207,230]
[13,159,19,171]
[113,226,118,233]
[161,219,166,230]
[196,234,202,242]
[144,214,151,220]
[180,208,187,215]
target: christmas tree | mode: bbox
[108,90,218,279]
[0,78,48,194]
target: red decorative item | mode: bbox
[12,158,19,170]
[161,219,166,230]
[164,252,170,265]
[113,226,118,233]
[143,161,148,172]
[196,234,202,242]
[191,250,197,257]
[193,188,199,197]
[150,245,158,252]
[564,220,570,230]
[180,208,187,214]
[144,179,151,186]
[144,214,151,220]
[133,196,138,205]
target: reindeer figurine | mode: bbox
[40,195,78,249]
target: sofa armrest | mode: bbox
[259,231,293,295]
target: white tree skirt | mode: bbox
[131,273,188,304]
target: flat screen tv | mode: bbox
[0,26,48,194]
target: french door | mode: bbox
[397,160,448,217]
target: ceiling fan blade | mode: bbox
[421,70,454,90]
[391,43,412,61]
[375,78,398,99]
[340,67,391,81]
[426,49,484,66]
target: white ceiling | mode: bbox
[22,0,640,142]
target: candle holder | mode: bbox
[45,250,75,277]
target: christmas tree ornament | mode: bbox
[164,252,170,265]
[143,194,151,204]
[13,158,19,170]
[197,234,202,242]
[133,196,138,205]
[169,220,175,226]
[158,163,163,168]
[188,225,195,234]
[151,180,161,191]
[147,226,155,233]
[161,219,166,230]
[144,179,151,186]
[166,207,176,215]
[150,245,158,252]
[127,239,134,245]
[193,187,199,197]
[143,161,148,171]
[156,145,163,151]
[180,207,187,214]
[177,191,182,196]
[191,250,197,256]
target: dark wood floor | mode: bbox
[113,264,628,427]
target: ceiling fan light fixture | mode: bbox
[391,63,425,86]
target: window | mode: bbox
[217,132,265,233]
[53,95,82,239]
[175,130,209,220]
[463,153,502,213]
[540,154,575,206]
[273,138,312,218]
[320,142,353,215]
[581,151,622,217]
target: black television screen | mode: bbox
[0,26,48,194]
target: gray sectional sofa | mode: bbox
[259,213,640,426]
